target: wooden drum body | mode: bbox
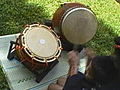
[52,2,97,45]
[15,24,62,70]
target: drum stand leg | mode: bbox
[35,60,59,83]
[7,41,18,60]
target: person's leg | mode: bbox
[48,83,63,90]
[57,76,67,87]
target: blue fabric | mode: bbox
[63,72,120,90]
[63,72,95,90]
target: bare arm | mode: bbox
[67,48,95,76]
[85,48,95,67]
[67,51,80,76]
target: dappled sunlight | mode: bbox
[26,0,120,38]
[86,19,118,55]
[0,0,49,35]
[0,0,120,89]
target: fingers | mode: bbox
[67,50,78,60]
[48,83,63,90]
[57,76,67,87]
[85,48,95,55]
[48,76,67,90]
[67,50,80,66]
[84,48,95,58]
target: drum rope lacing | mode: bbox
[15,44,47,70]
[15,24,62,70]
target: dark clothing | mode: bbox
[63,72,95,90]
[63,72,120,90]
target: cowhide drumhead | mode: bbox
[24,26,58,58]
[61,7,97,44]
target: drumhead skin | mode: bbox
[25,27,57,57]
[61,7,97,44]
[20,24,62,63]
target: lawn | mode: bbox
[0,0,120,89]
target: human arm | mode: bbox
[67,50,80,76]
[63,50,93,90]
[84,48,95,67]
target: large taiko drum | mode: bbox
[15,24,62,70]
[52,2,97,45]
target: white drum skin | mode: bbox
[61,7,97,44]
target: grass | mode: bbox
[0,0,120,89]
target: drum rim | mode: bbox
[60,7,97,44]
[19,24,62,63]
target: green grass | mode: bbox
[0,0,120,89]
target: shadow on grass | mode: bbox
[0,0,119,89]
[0,0,49,89]
[0,0,49,35]
[86,18,119,55]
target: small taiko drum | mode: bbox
[15,24,62,70]
[52,2,97,45]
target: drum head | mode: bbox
[24,26,58,58]
[61,8,97,44]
